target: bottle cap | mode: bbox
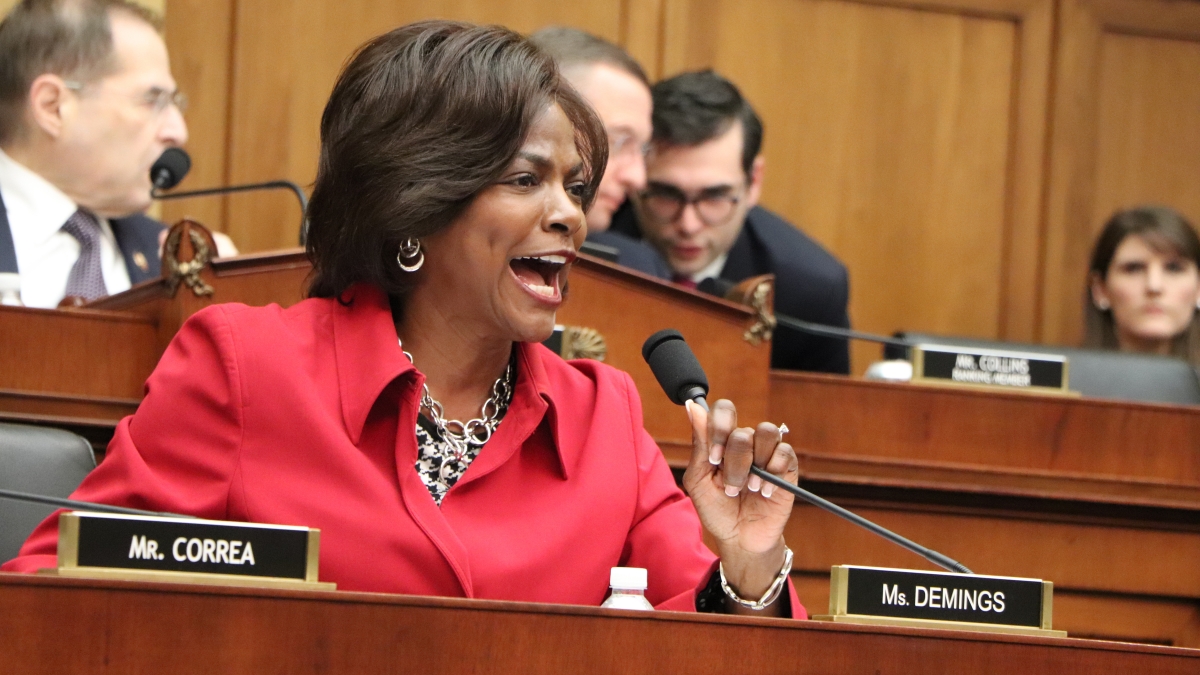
[609,566,648,590]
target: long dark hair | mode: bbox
[1084,205,1200,365]
[305,20,607,300]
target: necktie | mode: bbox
[672,273,698,290]
[61,209,109,302]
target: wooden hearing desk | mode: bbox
[769,372,1200,648]
[1,574,1197,674]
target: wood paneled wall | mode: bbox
[147,0,1199,370]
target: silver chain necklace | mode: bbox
[400,339,514,465]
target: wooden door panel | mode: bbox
[658,0,1051,372]
[222,0,623,253]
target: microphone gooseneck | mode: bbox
[0,487,188,519]
[149,147,309,241]
[640,329,972,575]
[696,277,910,348]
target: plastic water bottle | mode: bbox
[0,273,22,307]
[600,567,653,610]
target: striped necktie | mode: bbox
[60,208,109,302]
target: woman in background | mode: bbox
[1085,206,1200,366]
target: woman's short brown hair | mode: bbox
[1083,205,1200,365]
[305,20,607,300]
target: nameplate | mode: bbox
[52,511,332,590]
[911,344,1069,394]
[814,566,1064,637]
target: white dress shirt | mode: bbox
[686,252,730,285]
[0,149,131,308]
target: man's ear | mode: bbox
[26,74,73,139]
[745,155,766,209]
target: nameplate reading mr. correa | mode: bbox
[817,566,1063,636]
[54,511,328,589]
[911,344,1069,394]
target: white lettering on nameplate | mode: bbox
[950,354,1031,387]
[914,585,1006,612]
[171,537,256,565]
[882,583,908,606]
[128,535,165,560]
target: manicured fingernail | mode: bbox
[762,483,775,499]
[709,444,723,465]
[725,485,740,497]
[747,475,762,492]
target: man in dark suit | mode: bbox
[0,0,187,308]
[610,70,851,373]
[529,27,669,279]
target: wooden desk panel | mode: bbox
[771,372,1200,647]
[1,575,1196,674]
[771,371,1200,500]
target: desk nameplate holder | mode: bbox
[814,566,1065,638]
[43,511,335,591]
[911,344,1074,397]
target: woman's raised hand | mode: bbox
[683,398,799,615]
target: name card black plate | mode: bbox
[828,566,1053,630]
[912,344,1068,392]
[58,512,319,582]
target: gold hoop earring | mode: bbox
[397,238,424,272]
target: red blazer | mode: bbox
[5,284,804,615]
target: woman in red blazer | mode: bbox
[5,20,804,618]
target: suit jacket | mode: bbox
[0,189,164,284]
[611,202,851,374]
[585,229,671,279]
[2,284,804,615]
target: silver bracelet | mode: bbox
[719,546,794,611]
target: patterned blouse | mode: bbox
[413,393,513,506]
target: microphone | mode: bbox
[641,329,709,405]
[0,487,187,518]
[149,148,309,240]
[641,328,972,574]
[696,277,909,348]
[151,147,191,190]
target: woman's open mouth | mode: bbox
[509,253,574,303]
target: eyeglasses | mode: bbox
[64,80,189,114]
[608,130,649,162]
[639,183,742,226]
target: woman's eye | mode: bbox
[1165,260,1189,273]
[511,174,538,188]
[1117,262,1146,274]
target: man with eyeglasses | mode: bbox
[611,70,851,374]
[529,26,670,279]
[0,0,188,308]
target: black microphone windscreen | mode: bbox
[151,148,191,190]
[641,329,709,405]
[697,276,735,298]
